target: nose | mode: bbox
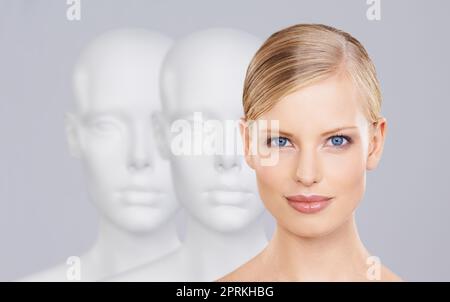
[294,147,321,186]
[214,153,242,173]
[127,122,153,171]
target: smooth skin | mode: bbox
[219,71,402,281]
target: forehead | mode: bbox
[80,69,162,116]
[163,41,255,120]
[169,99,243,121]
[166,69,245,120]
[259,74,367,134]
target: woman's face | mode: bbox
[243,73,386,238]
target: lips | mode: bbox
[121,189,162,206]
[207,189,252,206]
[285,194,333,214]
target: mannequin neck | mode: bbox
[84,214,181,279]
[182,212,268,280]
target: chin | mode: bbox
[203,212,258,233]
[292,227,334,239]
[110,210,175,233]
[116,220,167,234]
[282,219,339,239]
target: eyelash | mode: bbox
[266,133,353,149]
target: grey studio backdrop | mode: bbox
[0,0,449,281]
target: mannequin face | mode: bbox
[67,33,179,233]
[160,29,266,232]
[166,111,262,233]
[244,73,387,238]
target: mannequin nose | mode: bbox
[128,124,153,171]
[294,149,321,186]
[214,154,242,172]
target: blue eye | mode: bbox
[267,135,352,149]
[328,135,351,147]
[268,136,292,148]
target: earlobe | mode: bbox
[65,112,82,159]
[366,118,387,171]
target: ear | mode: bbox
[152,111,171,160]
[239,117,255,170]
[65,112,82,159]
[366,117,387,171]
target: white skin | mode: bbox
[19,29,181,281]
[108,28,268,282]
[220,71,402,281]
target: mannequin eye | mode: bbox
[90,118,121,132]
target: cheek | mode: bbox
[172,156,209,184]
[323,146,366,200]
[254,156,293,202]
[170,156,209,205]
[83,131,127,162]
[80,135,129,191]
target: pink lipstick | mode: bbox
[285,194,333,214]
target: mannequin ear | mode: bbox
[239,117,255,170]
[366,117,387,171]
[152,111,171,160]
[65,112,82,159]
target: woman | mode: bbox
[219,24,402,281]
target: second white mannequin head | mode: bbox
[157,28,266,233]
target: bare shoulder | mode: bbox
[216,251,269,282]
[216,258,261,282]
[380,265,403,282]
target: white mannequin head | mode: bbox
[66,29,179,234]
[157,28,266,233]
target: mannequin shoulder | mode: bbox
[107,248,188,281]
[16,263,69,282]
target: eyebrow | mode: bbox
[320,126,358,136]
[82,110,128,122]
[169,110,219,121]
[260,126,358,137]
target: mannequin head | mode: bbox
[157,28,266,233]
[66,29,179,233]
[241,24,387,238]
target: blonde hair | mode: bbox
[243,24,382,125]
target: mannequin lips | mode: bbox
[121,189,162,206]
[207,189,252,206]
[285,194,333,214]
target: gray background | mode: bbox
[1,0,449,281]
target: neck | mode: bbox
[267,214,371,281]
[85,215,181,279]
[183,213,268,280]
